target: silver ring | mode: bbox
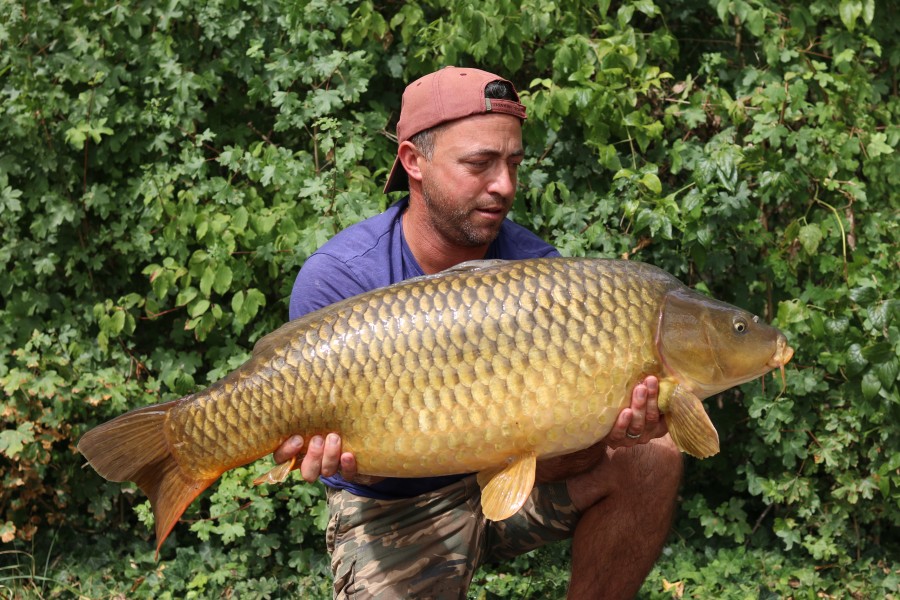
[625,431,641,440]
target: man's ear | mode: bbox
[398,141,425,184]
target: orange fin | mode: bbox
[77,400,216,558]
[664,386,720,458]
[252,457,295,486]
[476,452,537,521]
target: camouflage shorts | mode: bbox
[324,475,581,599]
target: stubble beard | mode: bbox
[421,176,507,248]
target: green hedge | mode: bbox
[1,0,897,597]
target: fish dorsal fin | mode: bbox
[663,385,720,458]
[400,259,511,287]
[442,259,508,274]
[476,452,537,521]
[251,320,298,357]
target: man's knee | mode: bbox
[567,435,682,510]
[645,435,683,484]
[623,435,684,499]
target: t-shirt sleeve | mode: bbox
[544,247,562,258]
[288,253,368,320]
[494,220,561,260]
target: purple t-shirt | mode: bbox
[288,197,559,499]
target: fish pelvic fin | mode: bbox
[76,400,216,559]
[252,456,296,486]
[476,452,537,521]
[662,385,720,458]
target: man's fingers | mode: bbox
[273,434,304,464]
[299,435,325,482]
[319,433,342,477]
[644,376,661,424]
[627,383,648,436]
[340,453,358,481]
[612,408,633,440]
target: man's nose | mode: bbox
[487,164,516,198]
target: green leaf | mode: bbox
[849,285,878,305]
[232,290,245,315]
[213,265,233,295]
[190,299,211,318]
[176,286,199,306]
[839,0,863,31]
[865,132,893,158]
[825,316,849,336]
[867,299,896,330]
[846,343,868,376]
[777,299,808,325]
[110,309,126,335]
[861,372,881,400]
[633,0,659,17]
[200,266,216,297]
[798,223,823,254]
[0,422,35,458]
[863,0,875,25]
[873,359,899,390]
[863,342,895,364]
[640,172,662,194]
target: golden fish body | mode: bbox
[77,258,793,553]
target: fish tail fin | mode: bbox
[76,400,216,558]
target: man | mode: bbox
[274,66,683,599]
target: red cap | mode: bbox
[383,66,527,193]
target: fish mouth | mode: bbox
[768,335,794,369]
[768,335,794,391]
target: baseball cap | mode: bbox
[383,66,527,193]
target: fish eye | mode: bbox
[733,318,748,334]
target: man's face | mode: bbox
[418,113,524,247]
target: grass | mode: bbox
[2,528,897,599]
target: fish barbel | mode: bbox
[77,258,793,554]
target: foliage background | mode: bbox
[1,0,898,597]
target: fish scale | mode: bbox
[166,259,662,479]
[77,257,793,554]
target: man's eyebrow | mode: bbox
[459,148,525,159]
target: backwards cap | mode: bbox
[383,66,527,193]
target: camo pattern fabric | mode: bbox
[324,475,581,599]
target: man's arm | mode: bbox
[288,253,369,320]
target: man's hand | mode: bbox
[272,433,359,483]
[603,375,668,449]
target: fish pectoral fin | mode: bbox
[664,386,720,459]
[476,452,537,521]
[252,457,295,486]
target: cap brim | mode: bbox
[383,156,408,193]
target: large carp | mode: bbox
[78,258,793,553]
